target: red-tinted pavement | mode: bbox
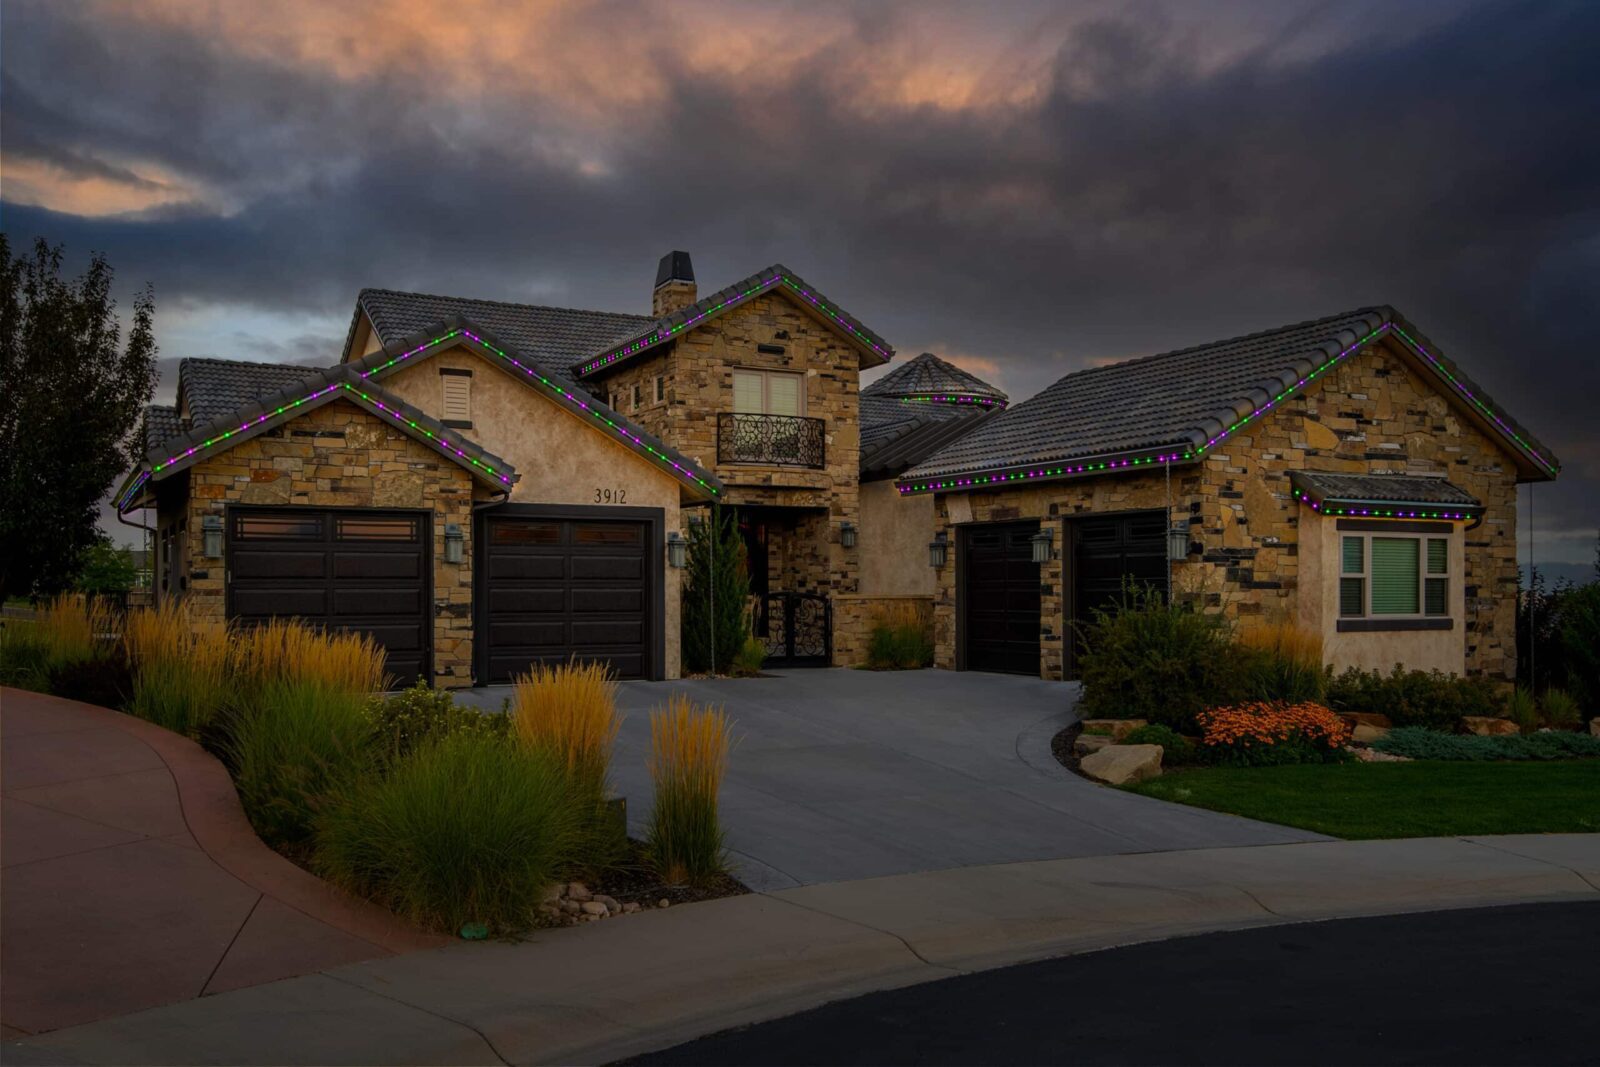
[0,688,445,1037]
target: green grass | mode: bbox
[1129,760,1600,838]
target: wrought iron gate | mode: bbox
[758,592,831,667]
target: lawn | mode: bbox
[1129,760,1600,838]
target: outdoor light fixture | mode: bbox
[840,521,857,549]
[444,523,464,564]
[202,515,223,559]
[1030,528,1054,565]
[1167,525,1190,562]
[666,530,687,569]
[928,531,948,570]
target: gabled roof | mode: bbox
[860,409,1000,482]
[1288,471,1484,520]
[899,306,1560,495]
[142,405,182,453]
[862,351,1008,406]
[179,357,328,425]
[345,288,653,377]
[574,265,893,378]
[117,365,518,513]
[346,315,722,499]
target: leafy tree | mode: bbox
[0,236,157,600]
[681,505,752,674]
[75,537,138,595]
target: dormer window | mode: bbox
[440,368,472,428]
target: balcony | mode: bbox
[717,413,826,469]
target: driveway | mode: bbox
[459,669,1323,890]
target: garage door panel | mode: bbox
[490,620,569,647]
[332,552,421,580]
[487,587,568,615]
[331,588,424,617]
[231,587,328,618]
[571,555,644,581]
[571,619,644,645]
[488,555,566,581]
[231,550,328,580]
[572,588,644,614]
[344,623,425,652]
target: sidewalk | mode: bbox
[7,832,1596,1066]
[0,689,445,1039]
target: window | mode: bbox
[732,369,803,415]
[631,383,642,411]
[440,370,471,427]
[1339,533,1449,618]
[654,375,665,403]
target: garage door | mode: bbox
[482,514,651,683]
[1071,511,1168,674]
[962,521,1041,675]
[226,507,430,685]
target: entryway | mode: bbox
[960,520,1041,674]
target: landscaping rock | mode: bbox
[580,901,608,917]
[559,899,581,915]
[1074,733,1114,757]
[566,882,593,902]
[1590,717,1599,738]
[1351,723,1389,743]
[540,885,563,905]
[1352,747,1411,763]
[595,894,622,916]
[1338,712,1393,730]
[623,902,641,914]
[1080,719,1148,741]
[1079,743,1163,786]
[657,898,670,909]
[1462,716,1519,737]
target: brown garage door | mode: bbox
[1070,510,1168,676]
[962,521,1041,675]
[482,514,651,683]
[226,507,431,685]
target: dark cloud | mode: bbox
[4,0,1597,558]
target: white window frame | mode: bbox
[731,368,805,416]
[1339,531,1450,620]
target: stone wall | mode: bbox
[174,399,483,687]
[832,593,935,668]
[930,336,1523,681]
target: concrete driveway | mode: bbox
[459,669,1323,891]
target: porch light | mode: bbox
[1167,524,1190,562]
[928,531,948,570]
[1030,528,1054,564]
[444,523,464,564]
[840,521,857,549]
[202,515,223,559]
[666,530,687,569]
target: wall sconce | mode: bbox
[444,523,464,564]
[202,515,223,559]
[840,521,857,549]
[1167,524,1190,562]
[928,531,948,570]
[666,530,687,569]
[1030,527,1054,565]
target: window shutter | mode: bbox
[1370,538,1420,615]
[441,375,471,423]
[733,371,762,413]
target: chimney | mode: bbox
[652,250,697,317]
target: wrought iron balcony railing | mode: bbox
[716,413,826,468]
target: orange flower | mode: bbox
[1197,701,1350,752]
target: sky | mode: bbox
[3,0,1597,566]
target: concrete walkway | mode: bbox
[0,689,444,1038]
[8,833,1597,1066]
[458,669,1325,890]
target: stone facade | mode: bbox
[832,593,935,667]
[930,336,1522,682]
[161,399,485,687]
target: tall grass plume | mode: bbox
[123,602,229,736]
[647,693,733,885]
[513,660,624,871]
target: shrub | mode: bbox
[1237,620,1327,703]
[1197,701,1352,767]
[316,733,579,934]
[1326,665,1502,730]
[681,504,752,674]
[1075,583,1248,731]
[123,603,230,737]
[226,679,374,849]
[513,661,624,871]
[1552,582,1600,710]
[865,601,934,670]
[0,620,51,690]
[368,680,508,762]
[647,693,733,885]
[1540,689,1581,731]
[1375,725,1600,762]
[1122,723,1196,764]
[1507,686,1538,735]
[730,635,767,677]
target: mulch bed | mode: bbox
[585,838,750,909]
[1051,721,1085,774]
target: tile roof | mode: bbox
[349,288,653,380]
[574,264,893,378]
[860,409,999,482]
[142,404,182,453]
[862,352,1008,404]
[180,358,329,426]
[1288,471,1481,507]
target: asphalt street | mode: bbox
[628,901,1599,1066]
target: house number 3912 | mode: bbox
[595,488,627,504]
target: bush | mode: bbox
[1551,582,1600,711]
[1374,725,1600,762]
[730,635,767,677]
[865,601,934,670]
[681,505,752,674]
[316,732,579,935]
[1507,686,1538,735]
[1075,583,1248,731]
[368,681,508,762]
[123,603,230,737]
[226,680,374,849]
[0,620,51,690]
[1540,689,1581,731]
[1122,723,1196,764]
[1326,665,1502,730]
[74,540,137,596]
[1236,620,1327,703]
[48,654,133,709]
[1197,701,1352,767]
[647,693,733,885]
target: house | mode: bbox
[897,307,1560,682]
[116,253,1001,685]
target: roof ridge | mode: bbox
[179,355,326,371]
[358,287,653,324]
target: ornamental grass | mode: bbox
[647,693,733,885]
[35,594,121,670]
[230,618,389,709]
[123,602,230,737]
[1237,619,1328,703]
[866,600,935,670]
[1197,700,1352,767]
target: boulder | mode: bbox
[1338,712,1393,730]
[567,882,593,901]
[595,894,622,916]
[1351,723,1389,744]
[1462,716,1519,737]
[1074,733,1115,757]
[1080,719,1149,741]
[1589,717,1599,738]
[580,901,608,917]
[1080,744,1163,786]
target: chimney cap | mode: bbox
[654,250,695,289]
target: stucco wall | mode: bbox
[381,345,687,677]
[859,479,935,596]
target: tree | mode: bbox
[0,236,157,600]
[75,537,138,595]
[681,505,752,674]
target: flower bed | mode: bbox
[1197,701,1352,766]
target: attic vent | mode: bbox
[757,343,786,355]
[441,370,472,427]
